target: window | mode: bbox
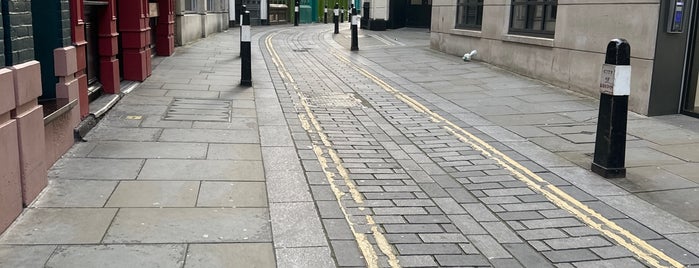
[455,0,483,30]
[509,0,556,37]
[185,0,197,11]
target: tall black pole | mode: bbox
[350,4,358,51]
[324,5,328,24]
[333,3,339,34]
[340,6,344,23]
[241,11,252,87]
[592,39,631,178]
[294,0,300,26]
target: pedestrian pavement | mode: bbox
[0,23,697,267]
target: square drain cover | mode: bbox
[164,98,231,122]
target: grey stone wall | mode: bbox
[1,0,35,66]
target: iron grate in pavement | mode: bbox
[302,91,368,109]
[163,98,232,122]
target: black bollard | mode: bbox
[349,4,353,29]
[324,5,328,24]
[350,5,358,51]
[592,39,631,178]
[333,3,339,34]
[294,0,300,26]
[340,8,344,23]
[241,11,252,87]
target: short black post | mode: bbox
[340,8,344,23]
[324,5,328,24]
[294,0,300,26]
[240,11,252,87]
[592,39,631,178]
[350,5,358,51]
[333,3,339,34]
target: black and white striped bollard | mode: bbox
[294,0,299,26]
[241,11,252,87]
[239,5,246,55]
[592,39,631,178]
[350,5,358,51]
[324,5,328,24]
[340,7,344,23]
[333,3,339,34]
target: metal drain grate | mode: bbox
[302,92,366,109]
[164,98,231,122]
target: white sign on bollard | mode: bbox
[599,64,631,96]
[241,25,251,42]
[351,15,359,25]
[334,9,339,16]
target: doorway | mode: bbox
[405,0,430,28]
[84,1,107,98]
[683,0,699,116]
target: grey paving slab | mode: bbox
[270,202,327,248]
[207,143,262,160]
[598,195,699,235]
[572,258,646,268]
[103,208,271,243]
[185,243,275,268]
[0,245,57,267]
[138,159,264,181]
[636,188,699,223]
[266,170,313,202]
[197,181,268,207]
[159,129,259,143]
[261,146,303,172]
[192,118,258,130]
[259,125,294,147]
[0,208,117,244]
[548,167,628,197]
[49,158,144,180]
[106,181,200,207]
[88,141,208,159]
[275,247,335,268]
[32,180,117,208]
[85,127,162,142]
[46,244,186,268]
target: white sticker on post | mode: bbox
[325,8,328,12]
[295,6,299,12]
[334,9,339,16]
[351,15,359,25]
[599,64,631,96]
[241,25,251,42]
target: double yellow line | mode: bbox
[329,50,684,268]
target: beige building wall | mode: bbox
[175,0,231,46]
[430,0,660,115]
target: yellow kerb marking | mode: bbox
[266,32,401,268]
[330,51,684,268]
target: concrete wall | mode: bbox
[176,13,204,45]
[430,0,660,115]
[174,0,230,46]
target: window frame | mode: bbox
[455,0,484,30]
[508,0,557,38]
[184,0,198,12]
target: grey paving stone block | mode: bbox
[88,141,208,159]
[396,255,438,267]
[275,247,335,268]
[330,240,366,266]
[483,187,536,197]
[666,233,699,257]
[542,249,599,263]
[107,181,200,207]
[517,229,568,240]
[364,192,416,200]
[310,185,336,201]
[32,180,117,208]
[572,257,646,268]
[599,195,699,235]
[385,233,422,243]
[543,236,612,250]
[323,219,354,240]
[261,147,303,172]
[316,200,346,219]
[103,208,270,243]
[0,208,117,244]
[207,144,262,160]
[383,224,444,233]
[419,183,450,198]
[449,214,487,235]
[393,199,435,207]
[648,239,699,265]
[395,244,463,255]
[480,196,521,205]
[503,243,555,268]
[197,181,268,207]
[590,246,635,259]
[482,221,522,243]
[435,254,490,267]
[468,235,512,259]
[432,198,467,215]
[521,218,584,229]
[139,159,264,181]
[561,226,599,237]
[266,170,312,203]
[497,211,544,221]
[418,233,468,243]
[501,202,558,212]
[47,244,186,268]
[371,215,406,224]
[462,203,499,221]
[405,215,451,224]
[373,207,428,215]
[85,127,162,142]
[0,246,57,268]
[159,129,259,143]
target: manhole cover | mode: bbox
[164,98,231,122]
[302,92,367,108]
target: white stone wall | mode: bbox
[430,0,660,115]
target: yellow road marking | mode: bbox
[329,49,684,268]
[266,31,401,268]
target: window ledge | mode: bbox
[41,98,78,125]
[449,28,482,38]
[502,34,554,47]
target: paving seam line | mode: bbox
[325,43,685,268]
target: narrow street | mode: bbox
[1,24,698,267]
